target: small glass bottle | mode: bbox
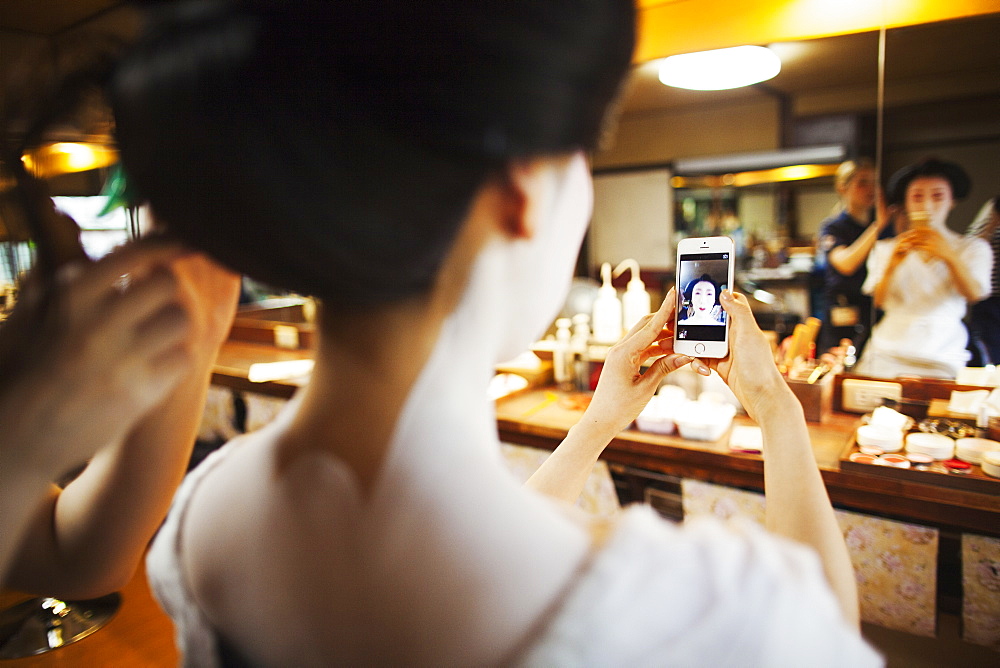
[571,313,591,392]
[552,318,575,392]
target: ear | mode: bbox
[496,158,551,241]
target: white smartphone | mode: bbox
[674,236,735,359]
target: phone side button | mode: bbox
[695,342,706,355]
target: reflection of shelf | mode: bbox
[229,298,315,349]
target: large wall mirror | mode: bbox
[587,11,1000,374]
[592,11,1000,259]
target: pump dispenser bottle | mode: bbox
[613,258,651,331]
[592,262,623,344]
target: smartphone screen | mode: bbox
[674,237,734,358]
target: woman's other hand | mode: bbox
[583,289,695,439]
[904,227,960,263]
[167,251,241,353]
[0,239,197,480]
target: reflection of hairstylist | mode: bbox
[816,159,893,354]
[678,274,724,324]
[856,158,991,379]
[967,197,1000,364]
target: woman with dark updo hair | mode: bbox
[679,274,725,325]
[856,158,991,379]
[104,2,878,665]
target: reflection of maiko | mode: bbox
[679,274,725,325]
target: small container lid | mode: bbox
[954,438,1000,465]
[849,452,878,464]
[856,425,903,452]
[905,452,934,465]
[905,432,955,460]
[943,458,971,474]
[879,454,911,468]
[982,450,1000,478]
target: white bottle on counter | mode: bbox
[552,318,574,391]
[591,262,622,344]
[613,258,651,331]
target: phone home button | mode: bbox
[694,342,706,355]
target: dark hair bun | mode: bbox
[886,157,971,206]
[111,0,635,306]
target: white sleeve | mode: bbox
[519,506,883,668]
[962,237,993,298]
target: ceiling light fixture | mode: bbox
[658,45,781,90]
[20,142,118,179]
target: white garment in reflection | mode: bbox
[857,233,991,379]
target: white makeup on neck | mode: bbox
[453,152,593,365]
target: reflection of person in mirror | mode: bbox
[678,274,725,324]
[856,158,992,379]
[815,159,894,355]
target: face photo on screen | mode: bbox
[676,256,730,343]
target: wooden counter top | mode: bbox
[496,387,1000,536]
[210,336,999,536]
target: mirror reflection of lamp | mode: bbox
[21,142,118,179]
[658,45,781,91]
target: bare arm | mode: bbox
[525,289,699,504]
[828,219,888,277]
[759,393,859,627]
[4,252,240,598]
[827,197,894,277]
[0,241,199,582]
[707,291,859,628]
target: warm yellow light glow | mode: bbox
[672,163,840,189]
[53,142,98,171]
[636,0,1000,63]
[20,142,118,178]
[658,45,781,90]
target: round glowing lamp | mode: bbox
[658,45,781,91]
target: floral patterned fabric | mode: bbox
[243,393,290,433]
[197,385,241,442]
[682,478,938,636]
[962,533,1000,649]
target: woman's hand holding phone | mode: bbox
[702,289,793,423]
[526,289,706,504]
[584,288,704,440]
